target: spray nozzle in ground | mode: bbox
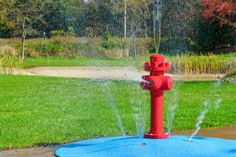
[141,54,173,139]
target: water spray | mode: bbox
[153,0,162,53]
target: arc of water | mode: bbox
[189,101,210,142]
[189,81,223,142]
[101,82,126,136]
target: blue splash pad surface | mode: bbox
[55,136,236,157]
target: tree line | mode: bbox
[0,0,235,52]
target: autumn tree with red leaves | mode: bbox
[191,0,236,51]
[200,0,236,27]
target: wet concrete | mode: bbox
[0,126,235,157]
[25,66,223,81]
[174,125,236,140]
[0,146,55,157]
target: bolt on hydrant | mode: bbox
[141,54,173,139]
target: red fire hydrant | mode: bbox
[141,54,173,139]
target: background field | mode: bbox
[0,37,235,75]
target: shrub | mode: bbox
[25,48,38,58]
[160,38,193,54]
[0,45,17,57]
[101,31,129,50]
[222,69,236,83]
[0,56,18,67]
[34,40,64,56]
[192,20,235,51]
[0,45,18,71]
[70,43,101,57]
[101,39,115,49]
[50,28,75,37]
[0,23,13,38]
[50,30,66,37]
[101,31,115,49]
[101,49,130,59]
[132,38,152,56]
[112,38,130,49]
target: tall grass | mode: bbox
[0,46,20,74]
[0,37,152,59]
[171,54,235,74]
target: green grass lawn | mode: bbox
[20,53,236,68]
[21,56,147,68]
[19,53,236,75]
[0,74,235,149]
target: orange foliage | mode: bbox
[201,0,236,27]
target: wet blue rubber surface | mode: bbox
[55,136,236,157]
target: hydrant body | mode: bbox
[141,54,173,139]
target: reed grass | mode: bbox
[171,54,235,74]
[0,46,20,74]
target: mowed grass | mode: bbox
[21,56,147,68]
[19,53,236,75]
[0,74,235,149]
[21,52,235,68]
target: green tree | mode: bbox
[0,0,13,38]
[81,0,122,37]
[112,0,152,37]
[1,0,46,60]
[41,0,82,35]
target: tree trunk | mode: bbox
[21,32,26,60]
[144,21,148,38]
[21,19,26,60]
[124,0,127,38]
[131,26,137,58]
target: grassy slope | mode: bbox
[0,74,235,149]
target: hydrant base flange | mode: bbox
[144,132,169,139]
